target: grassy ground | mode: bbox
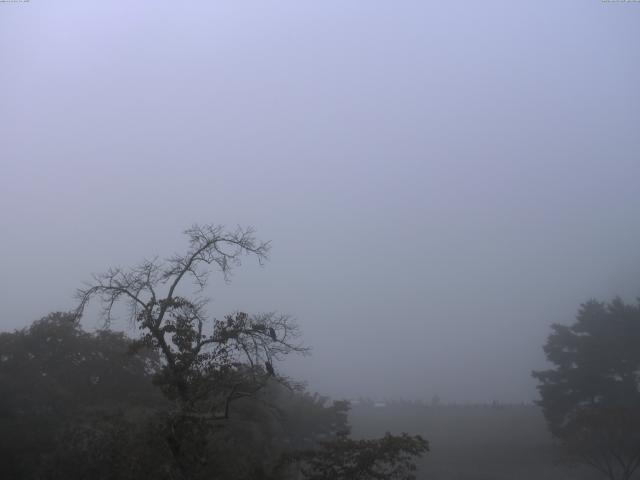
[349,403,602,480]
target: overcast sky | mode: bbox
[2,1,639,403]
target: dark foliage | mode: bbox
[280,432,429,480]
[1,224,428,479]
[532,298,640,480]
[0,312,165,479]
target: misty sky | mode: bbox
[2,1,639,403]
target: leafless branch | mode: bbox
[74,223,304,421]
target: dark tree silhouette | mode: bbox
[0,312,165,479]
[279,432,429,480]
[73,223,429,479]
[75,224,307,478]
[0,313,355,480]
[532,298,640,480]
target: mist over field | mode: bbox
[1,3,640,479]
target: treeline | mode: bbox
[0,224,427,480]
[349,398,533,409]
[4,222,640,480]
[0,312,425,479]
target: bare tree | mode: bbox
[75,223,308,478]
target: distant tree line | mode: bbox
[14,222,638,480]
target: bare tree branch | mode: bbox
[74,224,303,413]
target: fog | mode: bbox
[2,1,639,404]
